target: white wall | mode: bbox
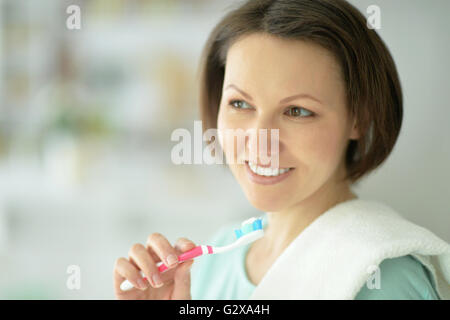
[348,0,450,242]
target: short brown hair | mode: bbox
[197,0,403,184]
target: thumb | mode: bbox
[171,259,194,300]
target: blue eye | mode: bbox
[285,106,315,118]
[228,100,315,119]
[229,100,252,110]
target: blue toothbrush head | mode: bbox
[234,217,263,239]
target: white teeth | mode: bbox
[247,161,292,177]
[257,166,265,176]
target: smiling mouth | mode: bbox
[245,160,295,177]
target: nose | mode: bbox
[246,120,280,168]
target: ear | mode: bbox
[349,117,360,140]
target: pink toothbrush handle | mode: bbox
[157,245,211,273]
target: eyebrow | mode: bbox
[225,84,323,106]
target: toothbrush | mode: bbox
[120,216,264,291]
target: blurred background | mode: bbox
[0,0,448,299]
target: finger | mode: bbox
[171,238,196,300]
[113,257,147,291]
[146,233,180,270]
[113,259,126,290]
[174,237,197,254]
[159,238,196,283]
[128,243,163,289]
[171,259,194,300]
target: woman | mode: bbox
[113,0,449,300]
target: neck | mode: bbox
[260,174,357,257]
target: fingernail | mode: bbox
[137,278,147,289]
[152,274,163,288]
[166,254,178,266]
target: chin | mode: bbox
[243,190,290,212]
[230,164,296,211]
[248,199,287,213]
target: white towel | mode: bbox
[249,198,450,299]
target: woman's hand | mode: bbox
[113,234,196,300]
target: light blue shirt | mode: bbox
[191,215,440,300]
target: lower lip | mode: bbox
[244,161,295,185]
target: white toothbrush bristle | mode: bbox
[241,217,257,226]
[211,216,264,255]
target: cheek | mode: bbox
[217,108,248,161]
[217,108,232,155]
[287,121,347,168]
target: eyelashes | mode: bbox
[228,100,252,110]
[285,106,315,118]
[228,99,316,119]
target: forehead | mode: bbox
[224,33,344,103]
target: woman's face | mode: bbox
[217,33,359,212]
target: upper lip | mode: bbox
[246,160,293,169]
